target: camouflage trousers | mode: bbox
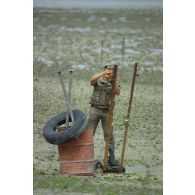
[88,106,115,157]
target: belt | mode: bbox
[91,104,109,111]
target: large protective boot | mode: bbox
[108,153,119,166]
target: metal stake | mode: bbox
[121,37,125,65]
[100,40,104,66]
[66,69,74,127]
[58,72,75,125]
[68,69,74,100]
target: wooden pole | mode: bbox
[103,65,118,169]
[120,62,138,168]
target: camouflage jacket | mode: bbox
[89,76,112,109]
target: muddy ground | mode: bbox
[33,7,163,194]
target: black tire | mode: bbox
[43,109,88,145]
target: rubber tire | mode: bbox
[43,109,88,145]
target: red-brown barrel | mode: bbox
[57,126,95,176]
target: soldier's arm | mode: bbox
[90,69,112,85]
[90,72,104,85]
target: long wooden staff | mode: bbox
[103,65,118,170]
[120,62,138,168]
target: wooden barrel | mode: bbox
[57,126,95,176]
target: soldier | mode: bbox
[88,65,120,166]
